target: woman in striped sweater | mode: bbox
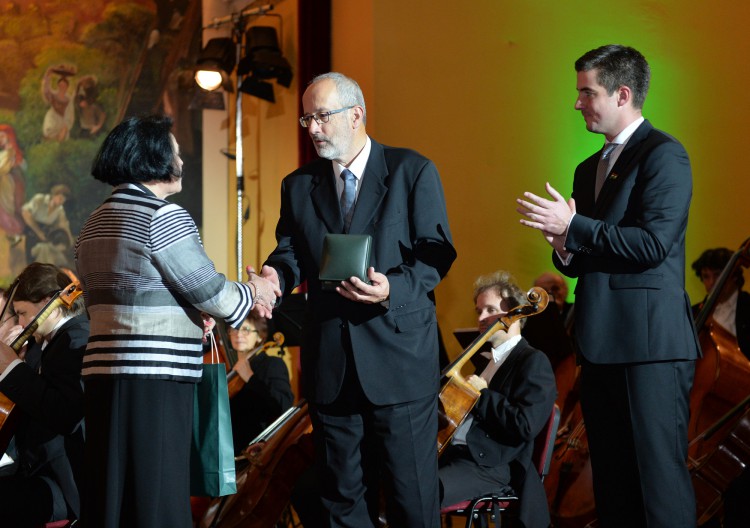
[75,114,278,528]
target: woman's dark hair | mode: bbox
[91,114,178,186]
[14,262,85,315]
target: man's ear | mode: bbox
[617,85,632,107]
[351,106,365,128]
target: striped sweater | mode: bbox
[74,183,253,382]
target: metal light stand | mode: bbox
[204,2,275,281]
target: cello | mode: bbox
[196,401,314,528]
[686,238,750,524]
[438,286,548,454]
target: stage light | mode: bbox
[237,26,293,101]
[194,37,236,91]
[193,3,293,280]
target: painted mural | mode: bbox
[0,0,203,284]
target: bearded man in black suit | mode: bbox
[257,72,456,527]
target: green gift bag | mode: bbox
[190,332,237,497]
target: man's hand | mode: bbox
[247,265,282,318]
[337,267,390,304]
[466,374,488,393]
[516,182,575,253]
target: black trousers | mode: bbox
[309,333,440,528]
[580,358,696,528]
[82,378,194,528]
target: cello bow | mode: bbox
[437,286,549,455]
[0,280,83,453]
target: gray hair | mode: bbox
[310,72,367,125]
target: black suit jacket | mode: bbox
[450,338,556,528]
[0,314,88,519]
[230,350,294,453]
[265,139,456,405]
[555,120,701,363]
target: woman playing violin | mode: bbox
[229,313,294,455]
[0,262,88,527]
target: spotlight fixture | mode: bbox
[192,3,293,281]
[236,26,293,103]
[195,37,236,91]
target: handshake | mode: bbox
[246,265,282,319]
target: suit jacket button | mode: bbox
[478,452,485,458]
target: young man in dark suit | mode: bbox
[439,270,556,528]
[257,72,456,527]
[517,45,701,527]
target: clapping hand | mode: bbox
[516,182,576,254]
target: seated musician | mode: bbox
[439,270,557,528]
[0,262,88,527]
[691,248,750,528]
[691,247,750,360]
[521,271,575,370]
[228,312,294,454]
[533,271,573,321]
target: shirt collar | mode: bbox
[490,334,522,364]
[41,314,72,350]
[333,136,371,181]
[610,116,645,147]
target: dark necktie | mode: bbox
[595,143,619,200]
[340,169,356,231]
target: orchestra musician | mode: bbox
[691,247,750,528]
[228,313,294,454]
[0,262,88,527]
[439,270,556,528]
[691,247,750,359]
[256,72,456,527]
[533,271,573,322]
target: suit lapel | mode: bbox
[310,163,344,233]
[347,140,387,234]
[594,120,653,217]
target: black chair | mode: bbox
[440,404,561,528]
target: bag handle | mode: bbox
[208,331,220,365]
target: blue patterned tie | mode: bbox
[340,169,356,231]
[595,143,619,200]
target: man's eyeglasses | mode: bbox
[299,106,354,128]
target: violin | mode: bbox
[226,332,285,399]
[0,280,83,453]
[437,287,548,455]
